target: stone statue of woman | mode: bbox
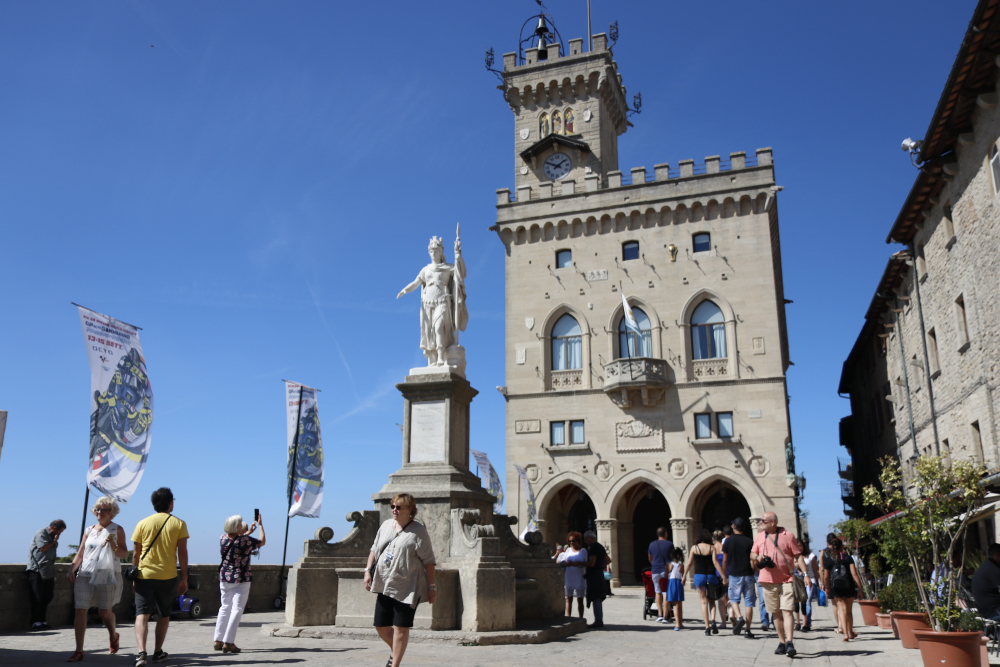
[396,226,468,373]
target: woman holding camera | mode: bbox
[365,494,436,667]
[67,496,128,662]
[213,513,265,653]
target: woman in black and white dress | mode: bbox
[67,496,128,662]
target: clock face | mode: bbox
[543,153,572,180]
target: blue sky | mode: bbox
[0,1,975,564]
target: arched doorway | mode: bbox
[697,481,751,534]
[631,486,671,583]
[541,483,596,546]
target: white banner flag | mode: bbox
[513,465,538,534]
[470,449,504,513]
[285,381,324,518]
[78,306,153,503]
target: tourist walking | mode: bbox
[722,517,756,639]
[583,531,610,628]
[556,532,588,617]
[364,494,436,667]
[67,497,127,661]
[751,512,807,657]
[799,537,817,631]
[666,547,685,630]
[213,513,265,653]
[712,530,731,630]
[647,526,674,623]
[821,535,863,641]
[685,529,727,636]
[27,519,66,630]
[131,487,190,667]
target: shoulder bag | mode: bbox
[124,514,172,583]
[368,519,413,577]
[771,530,807,603]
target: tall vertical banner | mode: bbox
[470,449,504,513]
[285,382,324,518]
[77,307,153,503]
[513,465,538,534]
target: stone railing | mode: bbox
[602,357,670,408]
[692,358,728,380]
[550,369,584,390]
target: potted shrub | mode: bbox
[834,517,879,625]
[878,579,923,640]
[863,455,987,665]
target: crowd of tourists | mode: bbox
[551,511,870,657]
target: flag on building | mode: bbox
[470,449,504,513]
[621,292,640,333]
[513,464,538,535]
[285,381,324,518]
[77,306,153,503]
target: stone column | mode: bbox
[618,521,634,584]
[750,517,763,533]
[595,519,619,587]
[670,517,693,552]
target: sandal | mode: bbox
[68,652,85,662]
[214,642,224,651]
[222,645,241,654]
[110,632,120,655]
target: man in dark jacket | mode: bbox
[27,519,66,629]
[584,531,611,628]
[972,543,1000,620]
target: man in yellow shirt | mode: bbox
[131,488,189,667]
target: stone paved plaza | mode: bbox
[0,589,933,667]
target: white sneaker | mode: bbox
[655,616,665,622]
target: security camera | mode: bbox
[901,138,922,153]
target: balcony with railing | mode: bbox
[550,369,584,391]
[840,480,854,500]
[838,457,853,480]
[602,357,671,408]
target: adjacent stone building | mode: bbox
[839,0,1000,543]
[491,32,800,585]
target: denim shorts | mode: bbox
[693,573,719,589]
[728,575,757,607]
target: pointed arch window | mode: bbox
[552,110,562,136]
[618,306,652,358]
[551,314,582,370]
[539,113,550,138]
[691,300,727,360]
[564,108,574,134]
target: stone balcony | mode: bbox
[692,358,729,380]
[550,369,584,390]
[602,357,671,408]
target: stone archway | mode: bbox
[692,480,752,535]
[542,483,597,546]
[631,488,671,584]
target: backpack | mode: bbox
[830,552,852,594]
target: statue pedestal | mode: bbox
[408,345,467,379]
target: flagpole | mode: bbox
[79,486,91,544]
[279,385,305,603]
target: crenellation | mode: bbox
[730,152,746,169]
[654,163,671,181]
[631,166,646,183]
[756,147,773,166]
[592,33,607,52]
[568,38,583,56]
[705,156,720,174]
[679,160,695,178]
[608,170,622,188]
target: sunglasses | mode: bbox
[390,505,410,511]
[95,509,112,514]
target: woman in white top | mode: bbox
[66,496,128,662]
[555,531,588,617]
[364,493,436,667]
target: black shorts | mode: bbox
[373,593,417,628]
[134,577,178,616]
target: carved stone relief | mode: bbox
[667,458,688,479]
[615,419,664,452]
[595,460,613,481]
[749,456,770,477]
[516,346,526,365]
[525,464,541,483]
[515,419,541,434]
[752,337,765,355]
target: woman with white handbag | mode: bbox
[67,496,128,662]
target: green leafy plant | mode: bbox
[863,455,987,632]
[877,578,923,614]
[953,609,985,632]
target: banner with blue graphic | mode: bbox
[285,381,324,518]
[77,306,153,504]
[470,449,504,513]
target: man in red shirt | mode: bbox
[751,512,807,657]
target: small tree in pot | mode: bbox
[862,455,986,632]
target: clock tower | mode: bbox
[492,18,798,586]
[500,33,629,197]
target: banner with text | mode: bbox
[285,381,324,518]
[78,307,153,503]
[470,449,504,513]
[513,464,538,535]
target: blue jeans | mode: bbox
[592,599,603,624]
[757,582,770,627]
[804,579,817,626]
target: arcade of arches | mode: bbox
[541,480,753,585]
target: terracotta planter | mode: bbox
[980,636,989,667]
[891,615,900,639]
[912,630,983,667]
[859,600,880,626]
[876,613,893,630]
[892,611,931,649]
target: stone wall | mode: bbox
[0,563,290,632]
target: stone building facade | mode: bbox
[839,0,1000,541]
[491,33,799,585]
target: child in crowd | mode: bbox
[666,547,685,630]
